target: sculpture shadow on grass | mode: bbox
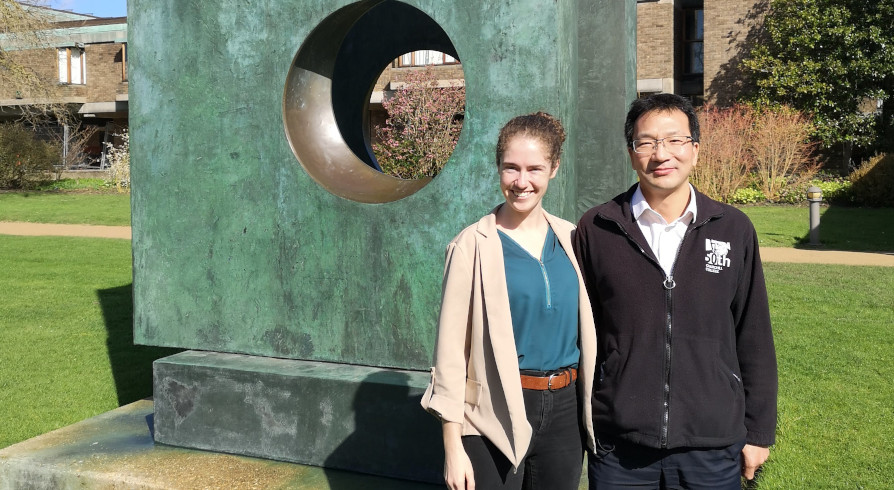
[96,283,182,406]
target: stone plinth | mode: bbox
[0,400,441,490]
[153,351,442,483]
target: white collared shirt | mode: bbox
[631,184,698,277]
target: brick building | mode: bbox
[3,2,772,169]
[636,0,766,105]
[0,5,127,168]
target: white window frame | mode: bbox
[58,47,86,85]
[395,50,458,67]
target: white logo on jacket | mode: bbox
[705,239,731,273]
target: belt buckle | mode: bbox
[547,370,567,391]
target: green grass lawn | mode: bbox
[758,263,894,489]
[0,235,177,450]
[1,234,891,490]
[0,192,131,226]
[1,199,891,488]
[739,205,894,252]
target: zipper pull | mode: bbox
[663,275,676,290]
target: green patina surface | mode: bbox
[130,0,635,370]
[152,351,444,482]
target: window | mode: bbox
[58,47,86,84]
[683,9,703,75]
[395,50,458,67]
[120,43,127,82]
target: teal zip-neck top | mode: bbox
[498,226,580,372]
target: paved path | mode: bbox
[0,221,130,240]
[760,247,894,267]
[1,221,892,267]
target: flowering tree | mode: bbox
[373,66,465,179]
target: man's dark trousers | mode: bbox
[588,435,745,490]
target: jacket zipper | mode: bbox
[604,213,713,448]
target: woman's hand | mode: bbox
[443,422,475,490]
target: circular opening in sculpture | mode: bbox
[283,1,463,203]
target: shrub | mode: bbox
[104,129,130,192]
[752,106,818,202]
[850,154,894,207]
[750,106,819,202]
[373,66,465,179]
[729,187,766,205]
[693,104,756,202]
[0,123,60,189]
[809,173,853,205]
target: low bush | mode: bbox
[694,105,819,204]
[693,105,755,202]
[104,129,130,192]
[729,187,766,205]
[810,173,853,205]
[750,106,818,202]
[373,66,465,179]
[0,123,60,189]
[849,154,894,207]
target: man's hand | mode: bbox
[741,444,769,480]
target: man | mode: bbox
[573,93,777,489]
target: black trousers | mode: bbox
[462,381,584,490]
[587,435,745,490]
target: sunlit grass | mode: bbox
[0,191,130,226]
[0,235,176,449]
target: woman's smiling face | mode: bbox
[498,135,559,218]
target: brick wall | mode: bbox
[373,62,464,91]
[389,63,465,85]
[0,49,58,100]
[636,1,676,82]
[85,43,127,101]
[0,43,126,103]
[703,0,767,104]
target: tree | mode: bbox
[742,0,894,165]
[1,0,68,122]
[373,66,465,179]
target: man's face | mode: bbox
[627,109,699,200]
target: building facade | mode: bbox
[0,6,127,168]
[636,0,766,105]
[2,2,772,170]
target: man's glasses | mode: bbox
[631,136,695,155]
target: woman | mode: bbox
[421,112,596,489]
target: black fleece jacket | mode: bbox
[573,185,777,449]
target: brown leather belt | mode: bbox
[520,368,577,391]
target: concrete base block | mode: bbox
[152,351,443,483]
[0,400,440,489]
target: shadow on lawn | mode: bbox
[97,284,182,406]
[795,205,894,253]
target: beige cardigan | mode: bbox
[421,206,597,470]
